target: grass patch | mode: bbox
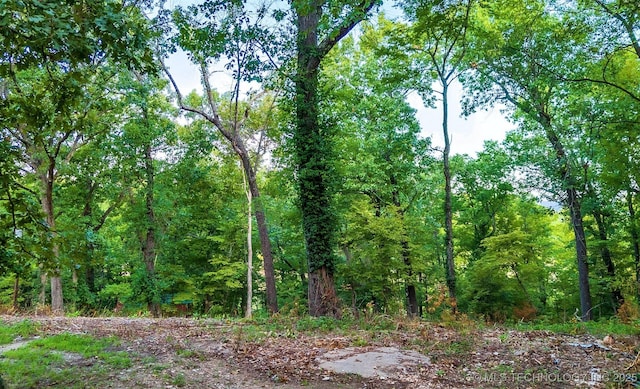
[513,318,640,336]
[0,332,132,388]
[0,320,39,344]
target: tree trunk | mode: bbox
[566,188,592,321]
[442,83,457,309]
[627,191,640,304]
[245,173,253,319]
[41,164,64,315]
[239,154,278,314]
[12,274,19,310]
[402,240,419,317]
[592,210,624,310]
[39,271,47,306]
[142,143,161,318]
[308,265,340,317]
[295,2,340,317]
[536,110,592,321]
[391,179,418,318]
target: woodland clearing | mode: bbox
[0,315,638,388]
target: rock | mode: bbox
[316,346,431,379]
[603,335,614,346]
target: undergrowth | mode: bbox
[513,318,640,336]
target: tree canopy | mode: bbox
[1,0,639,323]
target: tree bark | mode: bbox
[391,178,418,317]
[41,162,64,315]
[627,191,640,303]
[541,120,592,321]
[442,83,457,309]
[566,187,592,321]
[162,61,279,315]
[12,274,19,310]
[295,3,341,317]
[592,210,624,310]
[244,172,253,319]
[142,142,161,318]
[293,0,375,317]
[239,154,278,314]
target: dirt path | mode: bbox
[1,315,638,388]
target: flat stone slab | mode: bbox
[317,346,430,379]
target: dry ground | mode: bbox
[1,315,638,388]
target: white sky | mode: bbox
[162,0,514,158]
[165,49,514,157]
[407,84,514,156]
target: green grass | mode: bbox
[513,318,640,336]
[0,320,39,344]
[0,329,132,388]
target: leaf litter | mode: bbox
[0,315,638,388]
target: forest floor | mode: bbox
[0,314,639,388]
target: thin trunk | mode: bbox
[628,191,640,303]
[239,154,278,314]
[244,172,253,319]
[402,240,419,317]
[12,274,19,310]
[142,143,160,318]
[442,83,457,309]
[537,110,591,321]
[391,179,418,318]
[162,59,279,315]
[296,3,340,318]
[592,211,624,310]
[41,163,64,315]
[567,188,592,321]
[39,271,47,306]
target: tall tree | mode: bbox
[404,0,474,308]
[119,72,177,317]
[0,0,153,314]
[293,0,378,317]
[323,28,432,317]
[165,2,281,314]
[465,0,594,320]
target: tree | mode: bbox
[464,0,594,320]
[119,72,178,317]
[403,0,475,308]
[0,0,153,314]
[165,2,280,314]
[322,28,433,316]
[293,0,378,317]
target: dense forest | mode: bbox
[1,0,638,323]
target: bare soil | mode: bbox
[1,315,638,388]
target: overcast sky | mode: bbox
[407,84,514,157]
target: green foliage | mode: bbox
[0,0,155,73]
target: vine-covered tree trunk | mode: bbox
[294,0,376,317]
[296,4,340,316]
